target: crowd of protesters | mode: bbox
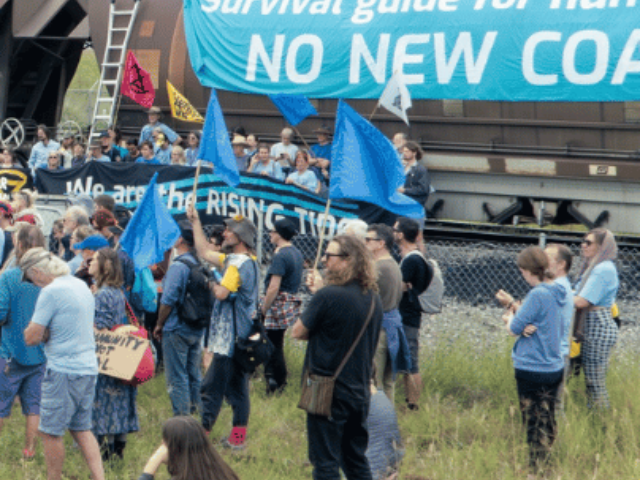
[0,109,625,480]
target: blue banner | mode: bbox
[183,0,640,101]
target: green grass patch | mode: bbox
[1,334,640,479]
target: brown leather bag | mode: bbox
[298,296,376,418]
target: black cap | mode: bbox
[178,220,194,246]
[273,218,297,241]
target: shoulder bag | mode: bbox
[298,296,376,418]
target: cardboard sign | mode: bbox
[95,330,150,381]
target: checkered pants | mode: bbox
[582,309,618,409]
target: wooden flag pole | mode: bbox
[292,126,314,154]
[312,199,332,272]
[368,102,380,121]
[191,160,202,208]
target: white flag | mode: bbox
[378,73,412,125]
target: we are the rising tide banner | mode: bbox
[183,0,640,101]
[35,163,397,237]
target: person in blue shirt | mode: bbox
[247,143,284,181]
[285,150,319,193]
[574,228,619,409]
[185,131,201,166]
[0,225,46,460]
[136,141,161,166]
[153,131,173,165]
[309,126,332,186]
[28,125,61,171]
[139,107,181,146]
[497,246,566,470]
[86,143,110,163]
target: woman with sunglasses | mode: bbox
[499,246,566,470]
[88,247,139,462]
[185,131,201,166]
[574,228,619,409]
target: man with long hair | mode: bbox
[292,235,383,480]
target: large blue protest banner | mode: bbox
[183,0,640,101]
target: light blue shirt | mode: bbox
[155,145,172,165]
[28,140,61,170]
[139,122,178,145]
[87,155,110,163]
[287,169,318,191]
[554,276,574,358]
[67,254,83,275]
[136,157,161,165]
[31,275,98,375]
[271,142,299,167]
[251,160,284,181]
[577,260,619,308]
[0,268,45,366]
[186,147,199,166]
[0,227,5,266]
[510,283,565,373]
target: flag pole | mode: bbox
[368,102,380,121]
[292,126,314,154]
[191,160,201,208]
[312,199,332,272]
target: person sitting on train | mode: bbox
[59,133,76,168]
[100,131,122,162]
[271,128,299,174]
[285,150,319,193]
[185,131,201,166]
[136,141,161,165]
[47,152,64,171]
[232,135,251,172]
[309,126,332,187]
[86,142,110,163]
[170,146,187,166]
[247,143,284,181]
[139,106,181,147]
[245,134,259,158]
[392,132,408,157]
[28,125,61,172]
[153,129,173,165]
[124,139,141,163]
[398,141,430,209]
[71,143,86,168]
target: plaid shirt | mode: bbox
[262,291,302,330]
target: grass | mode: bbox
[2,331,640,479]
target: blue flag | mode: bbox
[120,172,181,271]
[198,89,240,187]
[268,94,318,126]
[329,100,424,219]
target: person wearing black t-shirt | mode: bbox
[394,217,433,411]
[292,236,383,480]
[261,218,304,394]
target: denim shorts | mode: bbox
[39,369,97,437]
[403,325,420,374]
[0,358,46,417]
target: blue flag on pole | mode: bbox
[120,172,181,272]
[198,89,240,187]
[268,94,318,126]
[329,100,424,219]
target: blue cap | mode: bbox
[74,235,109,251]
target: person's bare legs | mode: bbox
[70,430,105,480]
[40,432,65,480]
[25,415,39,452]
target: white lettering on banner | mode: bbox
[550,0,637,8]
[286,35,324,83]
[350,34,390,84]
[246,34,285,81]
[246,34,323,83]
[434,31,497,84]
[523,29,640,86]
[205,0,342,15]
[393,34,431,85]
[474,0,528,8]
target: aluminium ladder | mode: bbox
[88,0,142,144]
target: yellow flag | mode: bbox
[166,81,205,124]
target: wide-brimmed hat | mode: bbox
[224,215,257,249]
[231,135,249,147]
[313,126,332,136]
[148,106,162,115]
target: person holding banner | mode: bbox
[286,151,319,193]
[231,136,251,172]
[185,132,202,167]
[136,142,161,166]
[247,143,285,181]
[88,247,139,462]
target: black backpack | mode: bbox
[175,257,214,329]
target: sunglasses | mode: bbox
[324,253,348,258]
[365,237,381,242]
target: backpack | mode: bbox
[175,257,214,329]
[403,251,445,314]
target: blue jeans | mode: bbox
[163,330,203,416]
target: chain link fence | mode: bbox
[254,229,640,324]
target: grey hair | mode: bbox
[281,127,294,138]
[338,219,369,240]
[65,205,90,226]
[20,247,70,279]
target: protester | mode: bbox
[137,141,161,165]
[73,234,110,287]
[398,141,430,210]
[339,219,369,239]
[261,218,303,394]
[154,222,205,417]
[138,416,240,480]
[0,201,13,266]
[88,247,139,461]
[0,225,46,460]
[94,194,116,214]
[394,217,433,410]
[92,210,118,244]
[11,190,36,215]
[22,248,104,480]
[366,224,411,401]
[245,133,258,157]
[309,126,332,186]
[232,136,251,172]
[201,224,225,371]
[124,139,142,163]
[499,246,566,470]
[292,235,383,480]
[574,229,619,409]
[50,218,65,257]
[154,130,173,165]
[47,151,63,171]
[139,106,181,146]
[100,131,122,162]
[285,150,319,192]
[366,382,404,480]
[392,133,408,156]
[59,133,75,168]
[87,142,110,163]
[185,131,201,166]
[68,225,96,274]
[171,146,187,165]
[28,125,61,171]
[72,143,87,168]
[62,205,91,263]
[271,128,299,171]
[247,143,284,181]
[107,125,128,158]
[188,207,258,449]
